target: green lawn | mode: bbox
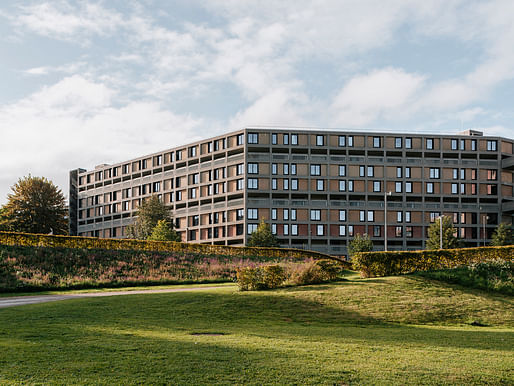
[0,275,512,385]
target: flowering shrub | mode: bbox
[353,245,514,278]
[236,265,287,291]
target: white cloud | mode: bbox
[0,76,203,204]
[330,68,426,127]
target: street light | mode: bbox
[384,191,392,251]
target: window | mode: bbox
[405,167,411,178]
[236,209,244,220]
[373,181,381,192]
[283,224,289,235]
[247,224,258,234]
[461,212,466,224]
[471,169,477,180]
[452,169,458,180]
[235,163,243,176]
[190,187,198,199]
[360,210,365,222]
[406,182,412,193]
[271,224,277,235]
[316,135,324,146]
[191,215,200,226]
[291,209,297,221]
[460,183,465,194]
[367,166,374,177]
[291,224,298,235]
[426,138,434,150]
[237,134,244,146]
[310,209,321,221]
[429,168,440,179]
[359,165,365,177]
[397,211,403,222]
[339,165,346,176]
[237,179,244,190]
[248,178,258,189]
[460,139,465,150]
[310,164,321,176]
[487,140,497,151]
[397,167,402,178]
[153,182,160,192]
[272,133,277,145]
[373,137,381,148]
[291,164,297,175]
[291,134,298,145]
[339,210,346,221]
[430,212,440,223]
[427,182,434,194]
[317,225,324,236]
[283,179,289,190]
[291,179,298,190]
[339,225,346,236]
[395,182,402,193]
[348,180,354,192]
[271,208,277,220]
[405,137,412,149]
[348,225,354,237]
[405,211,411,223]
[451,139,458,150]
[272,178,277,190]
[176,150,183,161]
[272,163,278,175]
[487,184,497,195]
[207,142,212,153]
[471,139,477,151]
[460,169,465,180]
[248,133,258,144]
[405,226,413,238]
[367,211,374,222]
[316,179,324,191]
[348,135,354,147]
[395,137,402,148]
[395,226,403,237]
[451,183,458,194]
[471,183,477,195]
[283,209,289,220]
[339,180,346,192]
[487,170,497,180]
[247,163,258,174]
[283,164,289,175]
[338,135,346,146]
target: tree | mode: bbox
[2,176,67,234]
[247,220,280,247]
[490,223,513,246]
[147,219,181,242]
[426,216,460,250]
[0,206,9,231]
[126,196,177,240]
[348,233,373,257]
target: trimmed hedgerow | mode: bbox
[0,231,337,261]
[352,245,514,278]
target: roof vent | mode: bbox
[458,129,483,136]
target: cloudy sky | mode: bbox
[0,0,513,204]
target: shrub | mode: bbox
[289,259,342,286]
[352,245,514,278]
[236,265,286,291]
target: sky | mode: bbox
[0,0,513,204]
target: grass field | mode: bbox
[0,274,512,385]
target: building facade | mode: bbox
[69,127,514,256]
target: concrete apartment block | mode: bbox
[69,127,514,257]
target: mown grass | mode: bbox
[0,275,513,385]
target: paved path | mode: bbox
[0,286,229,309]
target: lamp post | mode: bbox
[482,214,487,247]
[384,191,392,251]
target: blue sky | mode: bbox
[0,0,513,204]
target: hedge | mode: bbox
[0,231,337,261]
[352,245,514,278]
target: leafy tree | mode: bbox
[247,220,280,247]
[490,223,513,246]
[0,206,8,231]
[348,233,373,257]
[147,219,181,242]
[426,215,460,250]
[126,196,178,240]
[2,176,67,234]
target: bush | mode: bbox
[352,245,514,278]
[236,265,286,291]
[289,259,341,286]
